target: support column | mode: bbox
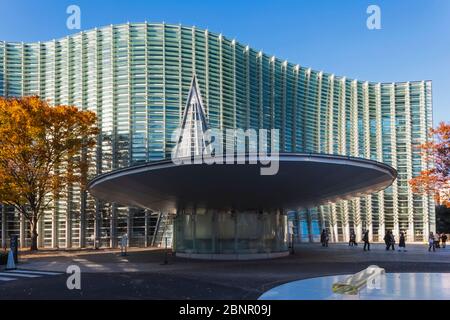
[342,201,350,243]
[38,214,44,248]
[94,200,101,248]
[79,192,86,248]
[366,195,374,242]
[20,213,25,248]
[306,209,313,243]
[144,210,149,247]
[66,206,72,249]
[1,205,6,249]
[192,210,197,253]
[354,199,362,242]
[51,207,58,248]
[126,209,132,247]
[110,204,117,248]
[378,192,385,242]
[331,204,338,242]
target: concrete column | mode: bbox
[126,209,132,247]
[295,211,301,242]
[332,222,338,243]
[393,221,400,240]
[407,218,414,243]
[94,200,101,248]
[331,204,338,242]
[37,214,44,248]
[1,205,6,249]
[379,222,385,243]
[144,210,149,247]
[294,211,302,242]
[65,210,72,249]
[51,208,58,248]
[192,211,197,252]
[19,213,25,248]
[367,221,373,243]
[422,201,430,242]
[79,191,86,248]
[110,204,117,248]
[306,209,313,243]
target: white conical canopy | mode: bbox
[173,74,209,159]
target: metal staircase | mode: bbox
[151,212,173,248]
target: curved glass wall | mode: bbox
[0,23,434,247]
[174,210,288,254]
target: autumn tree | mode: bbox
[0,96,99,250]
[409,122,450,207]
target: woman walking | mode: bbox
[398,231,406,252]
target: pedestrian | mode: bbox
[434,232,440,249]
[428,232,435,252]
[349,230,356,247]
[442,233,447,249]
[363,230,370,251]
[384,230,391,250]
[120,233,128,256]
[389,231,396,251]
[321,229,329,247]
[384,230,395,251]
[398,231,406,252]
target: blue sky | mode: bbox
[0,0,449,124]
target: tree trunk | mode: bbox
[30,220,38,251]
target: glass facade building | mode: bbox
[0,23,434,248]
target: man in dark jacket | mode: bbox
[320,229,329,247]
[384,230,395,251]
[363,230,370,251]
[442,233,448,248]
[384,231,390,250]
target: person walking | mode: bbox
[434,232,440,249]
[363,230,370,251]
[442,233,447,249]
[384,230,395,251]
[384,230,391,250]
[349,230,356,247]
[398,231,406,252]
[389,231,396,251]
[428,232,436,252]
[321,229,329,247]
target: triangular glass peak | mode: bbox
[173,75,209,159]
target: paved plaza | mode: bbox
[0,243,449,299]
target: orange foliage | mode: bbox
[409,122,450,207]
[0,96,99,250]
